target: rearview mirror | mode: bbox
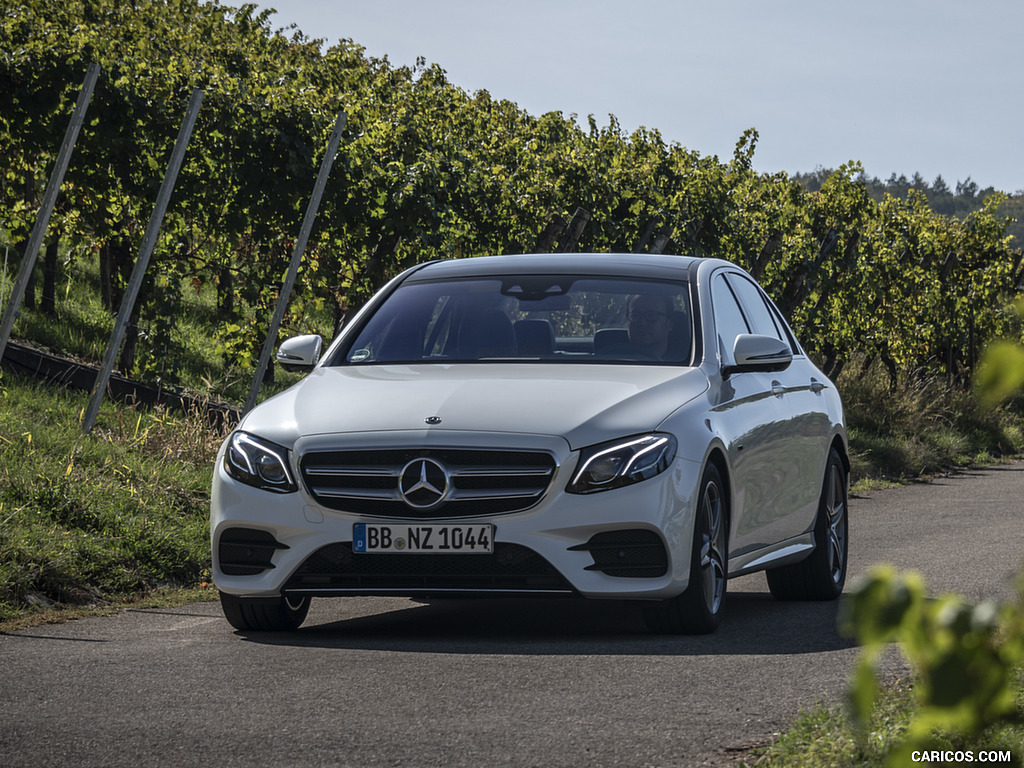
[276,334,323,373]
[723,334,792,377]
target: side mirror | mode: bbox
[723,334,792,378]
[276,334,323,373]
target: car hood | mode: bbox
[239,364,709,450]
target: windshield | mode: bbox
[335,275,694,366]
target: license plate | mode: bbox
[353,523,494,554]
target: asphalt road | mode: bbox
[2,462,1022,768]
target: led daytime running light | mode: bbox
[568,433,676,494]
[225,432,297,493]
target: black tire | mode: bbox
[766,447,848,601]
[219,591,311,632]
[643,462,728,634]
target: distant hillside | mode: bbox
[793,169,1024,247]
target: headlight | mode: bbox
[567,433,677,494]
[224,431,297,493]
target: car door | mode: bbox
[724,272,830,539]
[708,271,797,560]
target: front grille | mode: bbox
[218,527,288,576]
[569,529,668,578]
[282,542,573,594]
[299,448,557,518]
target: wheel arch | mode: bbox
[703,446,732,537]
[829,434,850,479]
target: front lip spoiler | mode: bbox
[282,586,577,598]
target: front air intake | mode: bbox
[218,527,288,575]
[569,530,668,578]
[282,542,573,595]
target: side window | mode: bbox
[711,274,750,363]
[725,274,784,342]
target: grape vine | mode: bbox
[2,0,1021,396]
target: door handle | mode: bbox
[771,382,787,398]
[810,379,826,394]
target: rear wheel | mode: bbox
[219,591,311,631]
[766,447,848,600]
[643,462,727,634]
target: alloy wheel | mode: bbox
[700,478,726,614]
[825,462,847,585]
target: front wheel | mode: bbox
[219,591,311,632]
[766,447,848,601]
[643,462,728,634]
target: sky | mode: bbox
[254,0,1023,194]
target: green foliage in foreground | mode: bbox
[0,371,226,621]
[842,568,1024,765]
[748,568,1024,768]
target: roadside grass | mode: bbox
[0,371,229,627]
[835,360,1024,490]
[0,585,217,633]
[742,681,914,768]
[743,678,1024,767]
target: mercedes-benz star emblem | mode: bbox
[398,458,450,510]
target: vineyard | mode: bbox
[2,0,1023,407]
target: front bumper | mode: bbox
[211,430,701,601]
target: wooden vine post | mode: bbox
[243,111,348,415]
[82,88,205,433]
[0,63,100,362]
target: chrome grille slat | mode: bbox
[299,448,558,518]
[311,487,401,500]
[452,467,553,478]
[305,467,398,477]
[448,488,545,501]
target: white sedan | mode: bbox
[211,252,848,634]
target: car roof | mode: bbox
[402,252,706,282]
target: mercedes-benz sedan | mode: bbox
[211,252,848,634]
